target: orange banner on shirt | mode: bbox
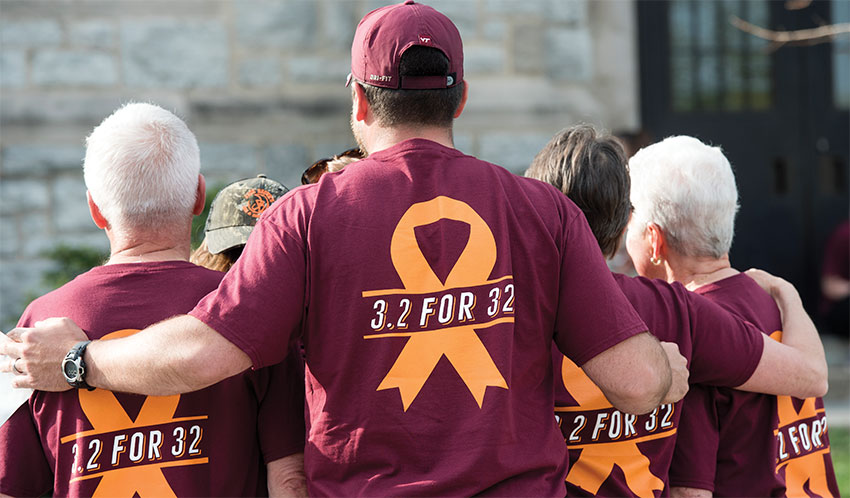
[63,329,207,497]
[366,196,509,411]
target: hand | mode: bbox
[745,268,790,298]
[0,317,87,391]
[660,341,689,404]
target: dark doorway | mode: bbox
[637,0,849,311]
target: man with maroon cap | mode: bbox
[3,3,683,495]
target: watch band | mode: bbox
[63,340,95,391]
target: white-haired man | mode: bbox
[2,4,686,496]
[0,103,306,497]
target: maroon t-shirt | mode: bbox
[0,261,305,497]
[189,138,648,497]
[669,273,839,497]
[555,274,763,497]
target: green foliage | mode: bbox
[40,245,108,289]
[832,426,849,493]
[191,183,224,249]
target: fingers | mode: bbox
[0,340,23,363]
[5,327,26,342]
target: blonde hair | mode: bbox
[84,102,200,231]
[190,239,241,273]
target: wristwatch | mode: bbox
[62,340,95,390]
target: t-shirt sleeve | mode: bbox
[686,290,765,387]
[257,346,306,463]
[668,385,719,491]
[190,201,308,368]
[552,210,648,365]
[0,403,53,496]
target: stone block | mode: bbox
[513,24,545,74]
[287,57,349,85]
[2,145,84,176]
[122,20,228,88]
[1,95,187,126]
[199,143,260,175]
[52,176,92,232]
[479,132,551,173]
[421,0,478,40]
[482,21,508,41]
[0,179,50,215]
[0,217,18,257]
[264,144,310,191]
[546,27,592,81]
[549,0,588,25]
[32,50,118,87]
[239,57,282,88]
[235,1,317,50]
[0,19,63,47]
[485,0,545,17]
[321,2,357,49]
[0,51,25,88]
[465,45,505,75]
[69,20,116,49]
[16,213,51,259]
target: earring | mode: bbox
[650,255,662,266]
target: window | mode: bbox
[670,0,772,112]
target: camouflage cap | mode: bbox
[205,175,289,254]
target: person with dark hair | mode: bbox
[4,3,684,496]
[526,125,828,496]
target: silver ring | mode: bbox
[12,357,23,375]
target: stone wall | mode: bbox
[0,0,639,328]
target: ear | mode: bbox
[353,83,370,123]
[646,223,667,261]
[86,191,109,230]
[453,80,469,119]
[192,174,206,216]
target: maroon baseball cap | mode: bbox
[348,0,463,90]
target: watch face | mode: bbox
[63,361,78,380]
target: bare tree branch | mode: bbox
[731,16,850,47]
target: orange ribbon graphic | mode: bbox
[560,356,666,497]
[365,196,509,411]
[770,331,834,497]
[61,329,208,496]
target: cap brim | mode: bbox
[205,225,256,254]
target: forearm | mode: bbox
[771,280,828,394]
[267,453,307,497]
[86,315,251,395]
[670,487,712,498]
[582,332,672,414]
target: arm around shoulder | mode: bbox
[267,453,307,497]
[581,331,675,414]
[737,270,828,398]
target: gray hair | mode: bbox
[84,102,200,231]
[628,135,739,259]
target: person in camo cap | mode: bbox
[191,175,289,273]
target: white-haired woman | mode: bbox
[626,136,839,497]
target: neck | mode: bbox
[105,225,192,265]
[364,124,455,154]
[666,252,738,291]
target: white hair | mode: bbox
[83,102,200,231]
[628,135,739,259]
